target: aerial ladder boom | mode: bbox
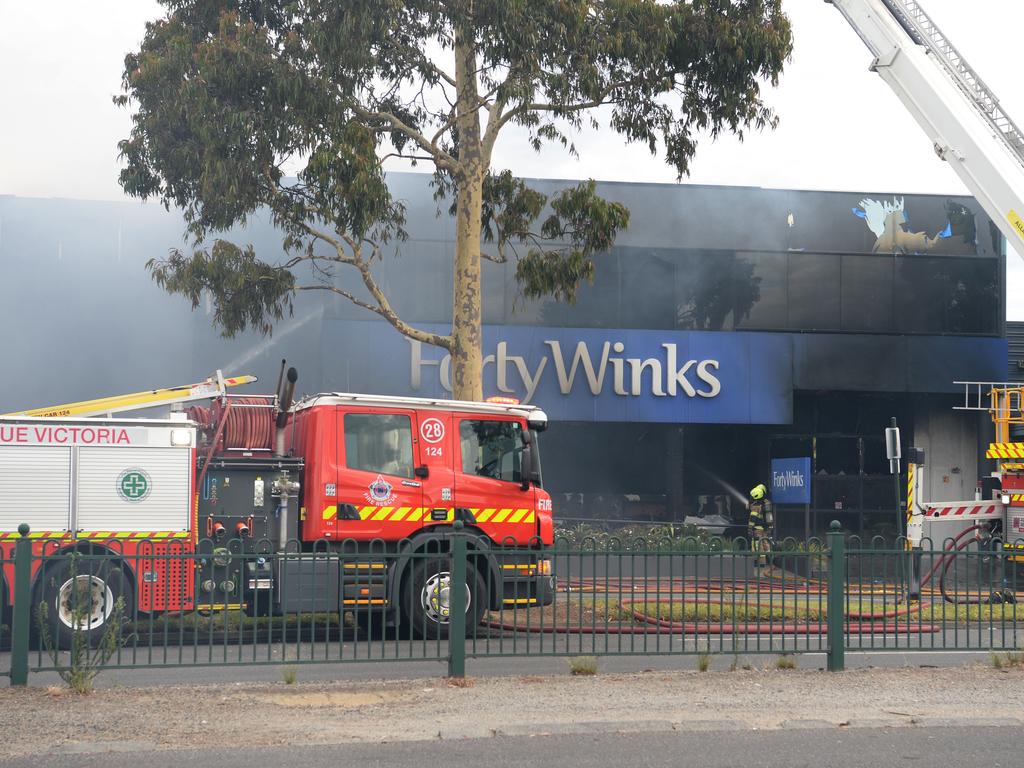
[828,0,1024,256]
[1,371,257,418]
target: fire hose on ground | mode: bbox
[482,529,1020,635]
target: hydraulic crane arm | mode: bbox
[1,371,257,418]
[828,0,1024,255]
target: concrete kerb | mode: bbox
[0,649,1003,689]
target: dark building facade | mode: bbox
[0,174,1007,537]
[1007,321,1024,383]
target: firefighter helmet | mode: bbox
[749,483,767,501]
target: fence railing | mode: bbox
[3,521,1022,685]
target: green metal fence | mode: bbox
[464,533,832,663]
[22,535,452,677]
[0,534,13,680]
[4,520,1023,685]
[843,529,1023,653]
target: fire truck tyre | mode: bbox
[401,558,486,640]
[38,560,131,651]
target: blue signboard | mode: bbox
[770,457,812,505]
[322,320,794,425]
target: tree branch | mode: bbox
[489,79,642,144]
[430,90,495,153]
[260,170,448,349]
[351,105,461,172]
[296,219,348,254]
[333,232,452,350]
[481,91,509,163]
[297,282,451,349]
[481,250,508,264]
[378,152,437,166]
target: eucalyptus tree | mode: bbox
[118,0,791,400]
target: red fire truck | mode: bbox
[0,368,555,647]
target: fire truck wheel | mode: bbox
[401,558,486,640]
[38,559,131,651]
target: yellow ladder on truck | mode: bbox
[954,381,1024,444]
[1,371,257,418]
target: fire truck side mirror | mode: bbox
[520,443,533,491]
[414,465,429,479]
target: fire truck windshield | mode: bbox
[459,420,541,486]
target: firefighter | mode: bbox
[748,483,772,568]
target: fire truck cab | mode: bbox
[289,393,553,547]
[222,392,557,636]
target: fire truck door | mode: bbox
[335,409,424,541]
[452,416,537,545]
[414,411,456,526]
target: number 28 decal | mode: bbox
[420,418,445,444]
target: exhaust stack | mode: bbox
[274,366,298,457]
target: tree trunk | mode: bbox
[452,174,484,401]
[450,28,484,402]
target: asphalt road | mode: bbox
[1,727,1016,768]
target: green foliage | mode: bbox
[148,241,296,337]
[131,609,343,634]
[516,180,631,304]
[118,0,792,354]
[697,644,711,672]
[281,665,298,684]
[779,540,825,554]
[918,603,1022,623]
[568,655,599,676]
[991,651,1024,669]
[634,600,825,624]
[774,654,796,670]
[555,521,736,552]
[36,559,128,695]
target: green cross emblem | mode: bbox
[117,469,151,502]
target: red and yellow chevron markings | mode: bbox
[986,442,1024,459]
[320,505,535,524]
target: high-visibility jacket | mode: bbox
[748,500,767,531]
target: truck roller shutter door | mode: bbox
[77,447,191,532]
[0,446,71,532]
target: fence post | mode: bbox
[826,520,845,672]
[10,523,31,686]
[447,521,467,679]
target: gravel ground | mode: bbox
[1,666,1022,759]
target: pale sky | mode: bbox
[2,0,1023,316]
